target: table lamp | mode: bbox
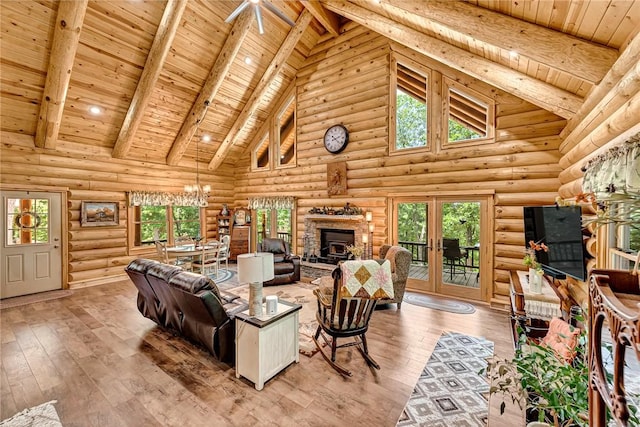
[237,252,274,316]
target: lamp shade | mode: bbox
[237,252,274,283]
[365,211,373,222]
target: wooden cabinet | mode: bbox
[230,225,250,260]
[235,301,301,390]
[588,269,640,427]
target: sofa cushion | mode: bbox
[262,238,286,254]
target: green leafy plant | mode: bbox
[523,240,548,273]
[484,326,589,426]
[346,244,364,258]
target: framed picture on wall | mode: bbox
[81,201,119,227]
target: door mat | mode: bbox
[0,290,74,310]
[397,332,494,426]
[403,292,476,314]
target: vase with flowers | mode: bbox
[346,244,364,260]
[523,240,548,294]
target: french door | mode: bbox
[390,194,493,302]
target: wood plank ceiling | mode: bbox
[1,0,639,170]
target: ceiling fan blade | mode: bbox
[254,5,265,34]
[262,1,296,27]
[225,0,250,23]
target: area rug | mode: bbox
[403,292,476,314]
[208,269,234,285]
[225,282,324,357]
[0,400,62,427]
[397,332,494,427]
[0,290,74,310]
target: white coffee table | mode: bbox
[235,300,301,390]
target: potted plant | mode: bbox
[346,244,364,260]
[522,240,548,294]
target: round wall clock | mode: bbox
[323,124,349,154]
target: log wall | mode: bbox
[233,24,567,304]
[0,132,235,288]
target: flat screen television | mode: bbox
[523,205,586,281]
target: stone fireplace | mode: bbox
[303,214,367,264]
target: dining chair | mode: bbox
[192,243,220,276]
[155,240,192,271]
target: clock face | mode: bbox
[323,124,349,154]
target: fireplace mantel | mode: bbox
[304,214,364,221]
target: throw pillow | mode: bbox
[540,317,581,363]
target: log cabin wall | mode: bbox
[0,132,235,288]
[233,22,567,304]
[555,31,640,306]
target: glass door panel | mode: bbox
[437,200,482,300]
[394,201,431,291]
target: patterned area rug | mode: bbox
[403,292,476,314]
[225,282,324,357]
[207,269,234,285]
[0,290,74,310]
[397,332,494,427]
[0,400,62,426]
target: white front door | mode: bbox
[1,191,63,299]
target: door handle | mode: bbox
[425,239,433,250]
[54,245,60,249]
[436,239,442,251]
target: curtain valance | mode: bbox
[128,191,208,207]
[248,196,295,210]
[582,135,640,200]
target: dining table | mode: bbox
[165,242,220,261]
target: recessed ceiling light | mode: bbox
[89,106,101,115]
[201,134,211,143]
[244,56,252,65]
[509,50,519,58]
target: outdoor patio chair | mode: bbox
[442,238,468,278]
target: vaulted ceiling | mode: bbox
[1,0,638,171]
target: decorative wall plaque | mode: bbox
[327,161,347,196]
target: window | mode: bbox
[252,135,270,170]
[445,79,494,145]
[277,98,296,168]
[6,198,49,245]
[255,208,293,246]
[394,61,429,151]
[130,205,201,248]
[607,204,640,271]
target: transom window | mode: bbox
[445,79,494,145]
[394,61,428,151]
[251,91,296,171]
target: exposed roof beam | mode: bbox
[208,9,314,170]
[34,0,88,149]
[165,7,254,166]
[112,0,188,159]
[300,0,341,36]
[372,0,616,85]
[322,0,582,119]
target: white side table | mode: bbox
[235,300,301,390]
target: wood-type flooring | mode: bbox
[1,279,523,426]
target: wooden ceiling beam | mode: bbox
[112,0,188,159]
[208,9,314,170]
[300,0,341,36]
[34,0,88,149]
[322,0,582,119]
[371,0,617,85]
[165,7,254,166]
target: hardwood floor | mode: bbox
[1,279,523,426]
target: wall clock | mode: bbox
[323,124,349,154]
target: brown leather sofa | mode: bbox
[125,259,248,364]
[257,238,301,285]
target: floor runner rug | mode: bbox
[403,292,476,314]
[397,332,494,427]
[0,400,62,427]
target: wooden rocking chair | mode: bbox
[312,259,394,377]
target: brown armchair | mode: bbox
[257,238,300,285]
[377,244,411,309]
